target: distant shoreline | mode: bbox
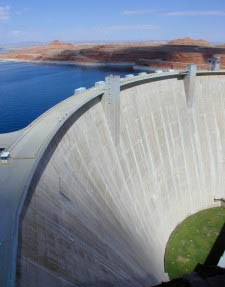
[0,58,156,72]
[0,58,134,67]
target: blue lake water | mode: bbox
[0,62,132,133]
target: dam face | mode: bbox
[1,71,225,287]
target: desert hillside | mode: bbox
[1,38,225,70]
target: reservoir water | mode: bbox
[0,62,132,133]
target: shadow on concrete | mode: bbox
[16,95,159,286]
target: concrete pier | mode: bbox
[102,75,121,146]
[184,64,197,108]
[0,70,225,287]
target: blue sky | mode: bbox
[0,0,225,44]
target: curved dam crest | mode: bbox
[0,71,225,287]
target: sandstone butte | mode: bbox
[0,38,225,70]
[167,37,210,46]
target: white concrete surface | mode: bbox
[218,251,225,268]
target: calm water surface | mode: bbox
[0,62,132,133]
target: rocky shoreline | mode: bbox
[0,58,137,69]
[0,58,157,72]
[1,38,225,70]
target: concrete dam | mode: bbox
[0,69,225,287]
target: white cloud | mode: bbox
[123,9,157,16]
[15,7,29,16]
[75,24,160,35]
[123,9,225,17]
[72,24,160,41]
[0,5,10,22]
[11,30,23,37]
[162,10,225,16]
[104,24,159,30]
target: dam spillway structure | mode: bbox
[0,68,225,287]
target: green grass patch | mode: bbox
[164,207,225,279]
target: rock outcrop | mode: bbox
[168,37,210,46]
[48,40,75,49]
